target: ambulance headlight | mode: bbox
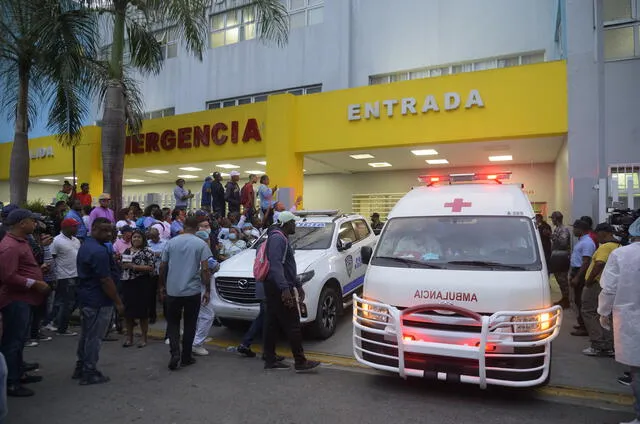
[361,302,389,323]
[511,313,551,334]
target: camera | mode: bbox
[606,208,640,245]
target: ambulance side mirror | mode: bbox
[361,246,373,265]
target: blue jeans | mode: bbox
[242,302,265,348]
[0,302,31,386]
[631,366,640,419]
[76,306,113,373]
[54,278,77,333]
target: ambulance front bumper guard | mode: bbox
[352,294,563,389]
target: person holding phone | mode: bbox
[120,230,155,348]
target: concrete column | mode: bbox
[264,94,304,210]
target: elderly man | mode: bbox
[174,178,194,210]
[87,193,115,229]
[598,217,640,424]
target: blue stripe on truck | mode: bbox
[343,275,365,295]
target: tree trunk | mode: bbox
[101,3,127,213]
[101,81,126,214]
[10,69,31,206]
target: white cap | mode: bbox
[230,171,240,177]
[277,211,300,226]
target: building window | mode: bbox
[286,0,324,29]
[210,5,256,48]
[602,0,640,60]
[369,51,545,85]
[157,29,178,59]
[611,165,640,190]
[206,84,322,109]
[143,107,175,120]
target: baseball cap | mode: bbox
[550,211,563,219]
[98,193,111,200]
[277,211,300,226]
[371,212,380,219]
[61,218,79,228]
[230,171,240,177]
[212,172,221,178]
[120,225,134,233]
[1,204,19,219]
[595,223,614,233]
[573,219,590,231]
[5,209,40,226]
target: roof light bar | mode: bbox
[417,172,512,185]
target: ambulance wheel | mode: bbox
[312,285,340,340]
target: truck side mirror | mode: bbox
[361,246,373,264]
[338,239,353,251]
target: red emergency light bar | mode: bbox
[418,172,512,186]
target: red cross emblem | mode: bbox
[444,198,472,213]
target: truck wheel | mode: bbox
[312,286,340,340]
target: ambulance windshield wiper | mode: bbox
[375,256,443,269]
[445,260,527,270]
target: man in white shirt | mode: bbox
[50,218,82,336]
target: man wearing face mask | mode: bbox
[262,212,319,372]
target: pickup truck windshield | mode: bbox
[251,222,336,251]
[372,216,541,270]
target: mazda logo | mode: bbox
[237,279,249,290]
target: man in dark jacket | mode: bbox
[225,171,241,214]
[211,172,226,219]
[262,211,319,372]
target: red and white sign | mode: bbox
[444,198,472,213]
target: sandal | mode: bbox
[122,341,133,348]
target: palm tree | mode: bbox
[0,0,101,205]
[85,0,289,213]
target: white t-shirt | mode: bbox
[51,234,81,279]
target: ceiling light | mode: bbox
[368,162,392,168]
[488,155,513,162]
[245,170,265,174]
[219,172,230,177]
[38,178,59,182]
[146,169,169,174]
[426,159,449,165]
[177,174,199,179]
[64,176,78,179]
[125,179,145,183]
[303,169,307,172]
[350,154,375,160]
[256,161,267,166]
[179,167,203,172]
[216,164,240,169]
[411,149,438,156]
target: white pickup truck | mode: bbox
[212,211,378,339]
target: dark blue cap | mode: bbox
[5,208,39,225]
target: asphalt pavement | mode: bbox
[7,336,634,424]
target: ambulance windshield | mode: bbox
[373,216,541,270]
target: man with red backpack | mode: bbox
[259,211,320,372]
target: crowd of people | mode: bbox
[0,172,319,417]
[537,211,640,424]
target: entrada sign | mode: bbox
[125,118,262,154]
[30,146,54,159]
[348,89,484,121]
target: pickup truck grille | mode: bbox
[215,277,258,304]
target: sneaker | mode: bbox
[164,338,170,345]
[23,362,39,372]
[204,337,213,343]
[618,373,633,386]
[56,330,78,336]
[20,373,43,384]
[192,346,209,356]
[24,340,39,348]
[264,362,290,371]
[7,384,34,397]
[79,371,110,386]
[582,347,615,357]
[237,345,257,358]
[570,329,588,337]
[168,356,180,371]
[72,366,83,380]
[36,334,52,342]
[295,360,321,373]
[181,357,196,367]
[261,353,285,362]
[43,323,58,332]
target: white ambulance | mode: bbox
[353,173,563,389]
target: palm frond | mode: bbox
[254,0,289,47]
[125,15,163,75]
[95,66,145,134]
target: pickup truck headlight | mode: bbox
[511,313,551,334]
[361,302,389,323]
[296,270,315,285]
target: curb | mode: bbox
[146,329,634,406]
